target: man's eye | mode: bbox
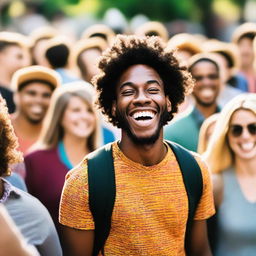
[208,74,219,80]
[121,90,134,96]
[148,88,159,93]
[194,76,202,81]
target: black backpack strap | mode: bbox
[165,140,203,253]
[87,143,115,256]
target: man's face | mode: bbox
[0,45,25,77]
[17,82,53,124]
[191,61,221,107]
[80,48,101,82]
[237,37,255,68]
[113,64,171,145]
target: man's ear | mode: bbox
[166,97,172,112]
[112,101,117,117]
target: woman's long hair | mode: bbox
[31,82,102,153]
[204,93,256,173]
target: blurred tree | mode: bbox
[96,0,195,21]
[96,0,220,37]
[191,0,217,38]
[230,0,247,21]
[41,0,80,19]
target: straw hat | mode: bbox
[166,33,202,55]
[134,21,169,42]
[81,24,115,46]
[202,39,239,69]
[71,37,108,66]
[231,22,256,44]
[0,31,32,49]
[29,26,58,45]
[187,52,221,71]
[11,65,61,91]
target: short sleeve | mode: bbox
[59,160,94,230]
[192,153,215,220]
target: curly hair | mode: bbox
[0,96,22,176]
[93,35,194,127]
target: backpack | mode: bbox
[87,140,203,256]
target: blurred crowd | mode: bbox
[0,17,256,255]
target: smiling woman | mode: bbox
[24,81,102,250]
[204,93,256,255]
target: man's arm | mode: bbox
[187,219,212,256]
[61,225,94,256]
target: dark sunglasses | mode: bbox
[229,123,256,137]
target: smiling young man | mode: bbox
[11,65,60,155]
[164,53,222,152]
[59,35,215,256]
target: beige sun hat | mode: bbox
[231,22,256,44]
[134,21,169,42]
[0,31,32,48]
[187,52,222,71]
[166,33,202,54]
[29,26,58,45]
[71,37,108,66]
[202,39,240,69]
[81,24,116,46]
[11,65,61,91]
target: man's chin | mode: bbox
[27,117,43,124]
[127,132,160,145]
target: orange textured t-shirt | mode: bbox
[59,141,215,255]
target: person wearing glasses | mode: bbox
[204,93,256,256]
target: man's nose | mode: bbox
[133,91,151,104]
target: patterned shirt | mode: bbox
[59,141,215,256]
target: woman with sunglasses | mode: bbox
[204,93,256,256]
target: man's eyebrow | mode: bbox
[119,82,133,90]
[146,80,162,86]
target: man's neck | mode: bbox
[119,133,167,166]
[195,103,217,119]
[11,113,42,139]
[240,66,255,75]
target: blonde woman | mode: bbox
[24,81,101,245]
[204,93,256,255]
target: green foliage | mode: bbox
[96,0,196,21]
[230,0,247,7]
[40,0,80,18]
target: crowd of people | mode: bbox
[0,18,256,256]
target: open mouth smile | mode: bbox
[129,110,157,127]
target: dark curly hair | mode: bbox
[0,96,22,176]
[93,35,194,127]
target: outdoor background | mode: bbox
[1,0,256,41]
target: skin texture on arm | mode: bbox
[61,225,94,256]
[212,173,224,208]
[188,219,213,256]
[0,205,39,256]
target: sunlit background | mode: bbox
[1,0,256,41]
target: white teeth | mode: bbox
[30,105,43,114]
[241,142,254,151]
[132,111,155,119]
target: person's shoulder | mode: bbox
[65,156,88,184]
[5,186,54,228]
[24,148,58,167]
[190,151,209,175]
[25,148,56,159]
[165,109,193,131]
